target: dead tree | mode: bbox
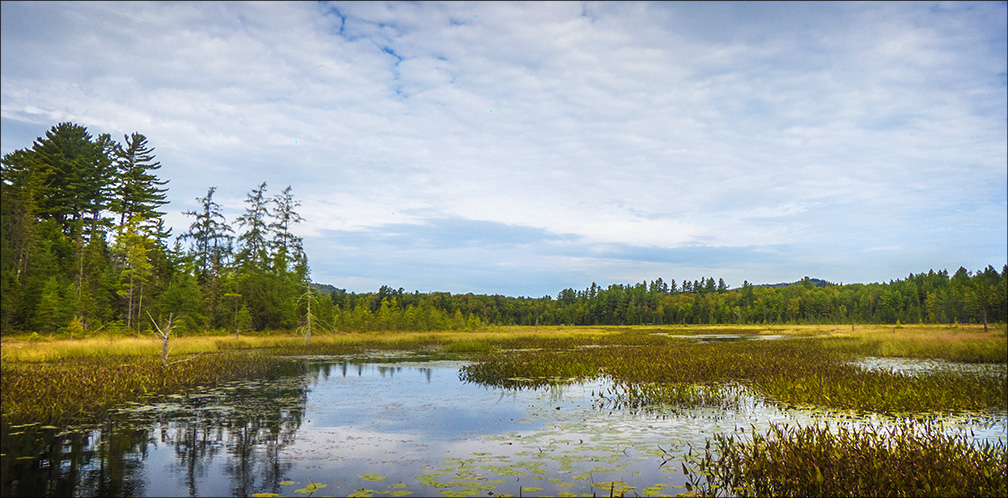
[148,311,175,367]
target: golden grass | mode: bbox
[2,323,1004,363]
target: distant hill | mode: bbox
[310,282,343,295]
[754,277,836,289]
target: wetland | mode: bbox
[2,325,1006,497]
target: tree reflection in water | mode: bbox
[2,360,312,497]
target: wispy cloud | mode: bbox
[2,1,1005,294]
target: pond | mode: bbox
[2,355,1005,497]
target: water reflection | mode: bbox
[3,358,1005,497]
[1,359,517,497]
[2,361,312,497]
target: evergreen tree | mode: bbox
[235,182,271,269]
[29,123,115,238]
[269,185,305,272]
[112,132,169,228]
[114,215,155,331]
[180,186,233,283]
[1,149,44,330]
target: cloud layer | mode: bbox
[3,1,1005,295]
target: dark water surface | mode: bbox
[2,356,1005,497]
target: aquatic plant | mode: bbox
[461,336,1007,414]
[1,351,288,425]
[683,420,1008,497]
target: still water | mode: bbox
[2,356,1005,497]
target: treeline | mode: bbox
[1,122,316,336]
[322,270,1006,330]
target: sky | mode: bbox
[2,1,1006,297]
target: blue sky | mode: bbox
[2,1,1006,296]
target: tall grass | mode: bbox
[684,421,1008,497]
[826,325,1008,363]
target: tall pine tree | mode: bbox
[112,132,169,229]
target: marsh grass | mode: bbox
[461,336,1007,414]
[825,325,1008,364]
[3,324,1005,425]
[684,420,1008,497]
[1,351,288,425]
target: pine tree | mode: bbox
[112,132,169,228]
[30,123,115,238]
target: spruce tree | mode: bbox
[235,182,271,269]
[269,185,305,273]
[180,186,233,283]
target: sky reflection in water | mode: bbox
[2,357,1005,497]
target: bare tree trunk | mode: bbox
[149,312,174,367]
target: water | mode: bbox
[2,356,1005,497]
[850,356,1008,377]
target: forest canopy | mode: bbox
[1,122,310,335]
[2,122,1005,336]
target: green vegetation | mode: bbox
[318,268,1007,330]
[1,351,289,425]
[2,122,315,338]
[461,329,1007,414]
[683,421,1008,497]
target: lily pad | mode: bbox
[294,482,327,493]
[361,473,387,481]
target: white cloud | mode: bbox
[2,1,1005,293]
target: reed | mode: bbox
[684,420,1008,497]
